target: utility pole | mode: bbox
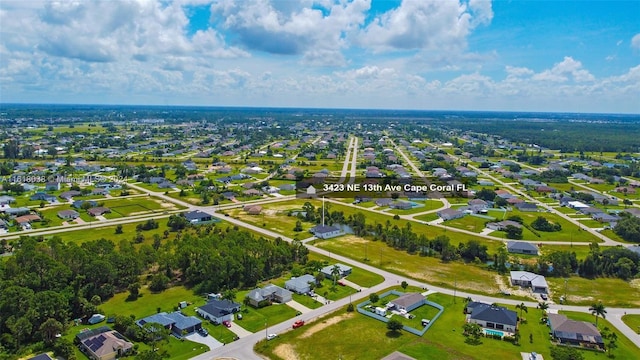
[564,278,568,304]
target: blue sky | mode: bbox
[0,0,638,113]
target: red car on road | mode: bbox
[292,320,305,329]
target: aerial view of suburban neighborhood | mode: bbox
[1,1,639,360]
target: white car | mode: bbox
[267,333,277,341]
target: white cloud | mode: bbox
[211,0,370,65]
[631,33,640,50]
[358,0,491,53]
[532,56,594,83]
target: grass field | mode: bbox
[314,236,509,298]
[445,215,493,233]
[256,290,635,360]
[622,314,640,335]
[547,276,640,307]
[233,298,298,333]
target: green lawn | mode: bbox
[99,285,204,318]
[622,314,640,335]
[48,218,176,245]
[316,278,358,301]
[226,205,316,239]
[445,215,494,233]
[65,286,210,360]
[345,267,385,288]
[257,291,607,360]
[509,209,599,243]
[315,236,505,297]
[547,276,640,307]
[414,213,440,222]
[234,301,298,333]
[292,293,323,309]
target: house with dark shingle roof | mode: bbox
[466,302,518,335]
[57,209,79,220]
[196,299,241,325]
[548,313,604,349]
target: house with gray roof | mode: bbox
[285,274,315,294]
[390,293,425,312]
[246,284,292,307]
[437,208,465,221]
[136,311,202,336]
[320,263,352,279]
[510,271,548,293]
[506,241,538,255]
[548,313,604,349]
[310,224,343,239]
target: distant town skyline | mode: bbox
[1,0,639,114]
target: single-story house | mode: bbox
[548,313,604,349]
[592,213,620,223]
[91,188,109,196]
[15,214,41,224]
[73,200,97,209]
[506,241,538,255]
[310,224,343,239]
[514,202,538,212]
[45,182,61,191]
[58,209,80,220]
[510,271,548,293]
[87,207,111,216]
[30,192,58,203]
[243,189,262,197]
[0,195,16,205]
[2,207,31,216]
[390,201,412,210]
[437,208,465,221]
[136,312,202,336]
[244,205,263,215]
[60,190,82,200]
[76,327,133,360]
[246,284,292,307]
[196,299,241,325]
[466,301,518,335]
[486,220,522,231]
[321,263,352,279]
[184,210,212,223]
[390,293,425,312]
[285,274,316,294]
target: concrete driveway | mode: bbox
[184,333,223,351]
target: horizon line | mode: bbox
[1,102,639,117]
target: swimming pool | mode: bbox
[484,329,505,337]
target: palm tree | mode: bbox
[538,302,549,314]
[516,303,528,319]
[589,302,607,327]
[331,265,341,286]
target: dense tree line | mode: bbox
[0,225,306,357]
[614,214,640,243]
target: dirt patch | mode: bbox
[273,344,299,360]
[299,313,354,339]
[335,235,368,244]
[630,279,640,289]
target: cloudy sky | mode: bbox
[1,0,639,113]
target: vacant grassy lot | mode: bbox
[547,276,640,307]
[622,314,640,335]
[227,205,316,239]
[445,215,493,233]
[315,236,506,297]
[344,266,385,288]
[234,300,298,333]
